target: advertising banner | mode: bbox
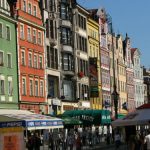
[89,57,99,97]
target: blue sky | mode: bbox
[77,0,150,68]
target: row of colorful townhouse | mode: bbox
[0,0,146,117]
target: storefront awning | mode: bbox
[63,109,111,126]
[0,109,63,130]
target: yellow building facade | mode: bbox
[87,18,102,109]
[116,35,128,115]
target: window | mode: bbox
[22,77,26,95]
[39,56,43,69]
[6,26,10,40]
[47,46,58,69]
[63,81,73,100]
[60,3,70,20]
[33,5,36,16]
[0,23,2,38]
[0,51,4,66]
[29,79,33,96]
[33,29,36,43]
[20,24,24,39]
[61,27,71,45]
[63,53,74,71]
[77,35,87,52]
[78,14,86,30]
[0,79,5,95]
[8,80,13,96]
[21,50,25,65]
[40,81,44,97]
[28,52,32,67]
[28,3,32,14]
[27,27,31,41]
[23,0,26,11]
[35,80,38,96]
[38,32,42,45]
[34,55,38,68]
[7,53,12,68]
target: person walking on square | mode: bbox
[144,130,150,150]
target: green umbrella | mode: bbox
[62,117,83,125]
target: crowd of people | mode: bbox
[25,126,150,150]
[25,126,112,150]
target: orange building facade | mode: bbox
[15,0,46,113]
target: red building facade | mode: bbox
[15,0,46,113]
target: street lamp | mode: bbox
[107,14,119,120]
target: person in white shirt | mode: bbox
[144,130,150,150]
[114,131,121,149]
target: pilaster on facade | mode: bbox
[14,0,46,113]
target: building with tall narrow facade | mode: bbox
[116,34,127,115]
[98,8,111,110]
[0,0,18,109]
[124,34,135,112]
[131,48,144,108]
[14,0,46,113]
[87,16,102,109]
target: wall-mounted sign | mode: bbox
[89,57,98,97]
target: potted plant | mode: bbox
[78,71,84,78]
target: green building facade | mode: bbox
[0,1,18,109]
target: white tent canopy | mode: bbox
[0,109,63,130]
[112,109,150,127]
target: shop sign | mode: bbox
[0,121,24,128]
[53,98,61,106]
[27,120,63,127]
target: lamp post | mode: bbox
[107,14,119,120]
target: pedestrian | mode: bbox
[49,132,54,150]
[33,132,42,150]
[67,133,74,150]
[26,134,34,150]
[114,131,121,149]
[76,133,82,150]
[144,130,150,150]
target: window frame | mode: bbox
[34,54,38,68]
[28,2,32,14]
[33,29,36,44]
[28,52,32,67]
[0,78,5,95]
[38,31,42,45]
[33,5,37,16]
[20,24,24,39]
[29,79,34,96]
[22,77,26,95]
[8,78,13,96]
[40,80,44,97]
[21,49,26,66]
[7,53,12,68]
[35,79,39,97]
[0,22,3,38]
[0,50,4,66]
[39,55,43,69]
[27,27,32,42]
[6,25,11,41]
[23,0,26,11]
